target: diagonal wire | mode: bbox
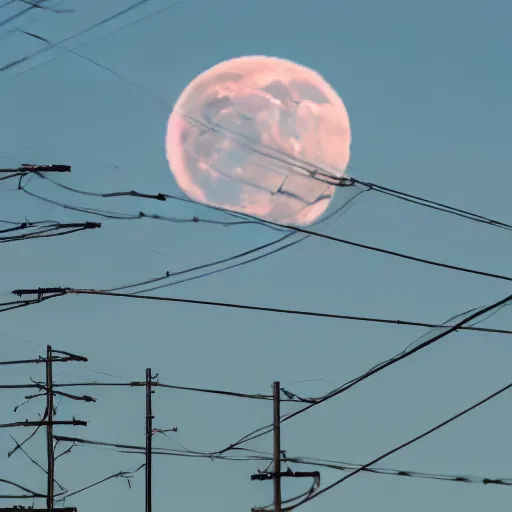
[288,379,512,509]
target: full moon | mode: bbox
[165,55,351,226]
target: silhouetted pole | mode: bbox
[145,368,153,512]
[273,381,282,512]
[46,345,55,511]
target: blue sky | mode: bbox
[0,0,511,510]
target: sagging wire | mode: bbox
[52,435,512,490]
[17,170,362,295]
[19,170,512,287]
[0,477,45,499]
[19,184,281,228]
[19,171,287,232]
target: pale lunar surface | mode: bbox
[166,55,351,226]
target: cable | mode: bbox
[204,292,512,456]
[19,173,362,295]
[347,176,512,232]
[55,465,143,501]
[180,111,512,234]
[289,378,512,509]
[0,477,45,499]
[0,0,185,77]
[21,173,512,285]
[0,221,100,243]
[51,435,512,489]
[8,290,511,458]
[0,378,302,401]
[10,287,512,337]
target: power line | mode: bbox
[345,176,512,232]
[50,434,512,489]
[0,378,304,402]
[205,292,512,456]
[289,378,512,510]
[0,0,185,78]
[20,174,512,285]
[11,287,511,336]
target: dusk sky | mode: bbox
[0,1,511,511]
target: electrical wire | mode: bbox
[199,292,512,456]
[0,0,185,76]
[0,378,303,402]
[0,221,100,243]
[51,435,512,489]
[288,378,512,509]
[17,172,363,295]
[20,173,512,286]
[55,464,144,502]
[180,112,512,233]
[13,286,509,337]
[346,177,512,232]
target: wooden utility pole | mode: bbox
[0,347,90,512]
[273,381,282,512]
[251,381,320,511]
[145,368,154,512]
[46,345,55,512]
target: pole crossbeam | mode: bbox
[0,420,87,428]
[0,164,71,173]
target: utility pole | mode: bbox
[251,381,320,512]
[145,368,154,512]
[47,345,55,512]
[0,346,92,511]
[273,381,282,512]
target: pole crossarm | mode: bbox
[0,164,71,173]
[0,420,87,428]
[0,509,77,512]
[0,356,87,366]
[251,470,321,481]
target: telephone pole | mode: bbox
[273,381,282,512]
[0,346,91,511]
[145,368,154,512]
[46,345,55,512]
[251,381,320,512]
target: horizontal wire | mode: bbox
[0,379,301,402]
[12,287,509,336]
[51,435,512,489]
